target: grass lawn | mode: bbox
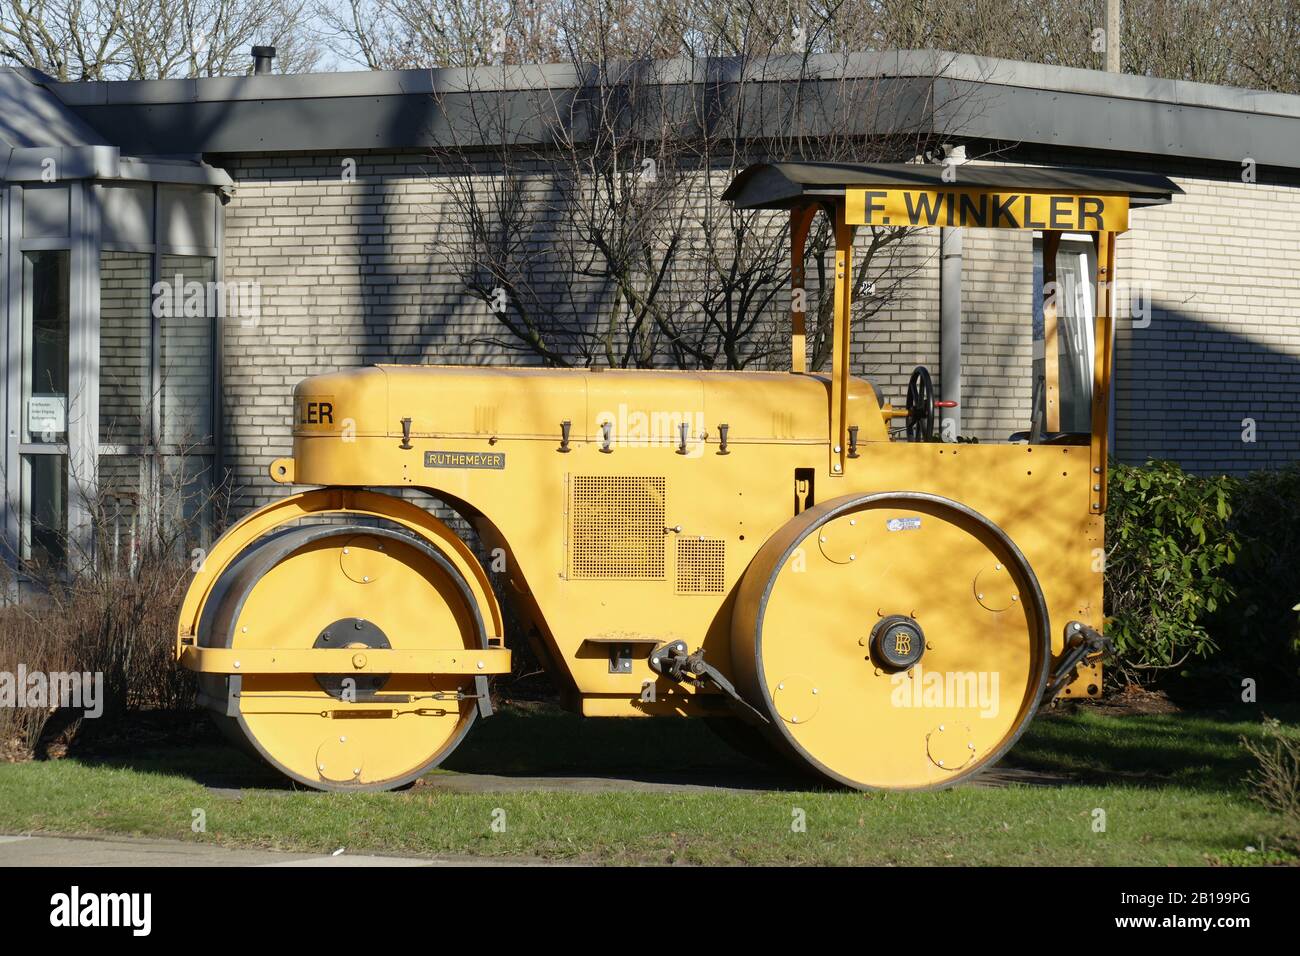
[0,700,1296,866]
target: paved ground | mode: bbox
[0,834,547,867]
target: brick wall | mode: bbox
[1112,166,1300,473]
[215,148,1300,514]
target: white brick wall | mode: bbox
[215,148,1300,511]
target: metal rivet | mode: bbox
[968,742,976,750]
[477,661,485,669]
[1011,595,1018,602]
[938,759,945,767]
[791,716,799,723]
[778,682,785,690]
[241,626,248,633]
[318,764,326,772]
[812,688,819,695]
[849,554,856,561]
[343,547,350,554]
[233,661,241,669]
[353,768,361,775]
[819,535,827,542]
[977,593,984,600]
[340,736,346,743]
[939,724,945,731]
[832,464,841,472]
[849,518,856,526]
[994,564,1002,571]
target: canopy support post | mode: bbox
[1042,230,1062,434]
[829,203,854,477]
[790,206,816,374]
[1089,230,1116,514]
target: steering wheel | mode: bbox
[905,366,936,442]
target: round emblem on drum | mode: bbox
[870,615,925,671]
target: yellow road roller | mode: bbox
[177,162,1180,791]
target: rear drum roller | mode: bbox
[197,524,487,791]
[731,492,1051,790]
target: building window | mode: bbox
[93,226,219,565]
[22,250,70,444]
[99,251,152,445]
[3,180,222,579]
[19,251,71,567]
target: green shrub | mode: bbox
[1104,460,1238,681]
[1214,464,1300,682]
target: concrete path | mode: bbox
[0,834,547,867]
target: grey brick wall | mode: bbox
[215,148,1300,513]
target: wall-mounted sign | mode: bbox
[27,395,67,437]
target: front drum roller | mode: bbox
[178,493,508,792]
[731,492,1051,791]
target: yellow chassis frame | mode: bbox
[178,646,512,675]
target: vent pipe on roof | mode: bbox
[252,46,276,75]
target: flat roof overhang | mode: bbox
[30,51,1300,171]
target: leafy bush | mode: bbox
[1213,464,1300,683]
[1105,460,1239,681]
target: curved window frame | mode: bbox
[0,178,225,577]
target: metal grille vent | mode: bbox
[676,538,725,593]
[570,476,666,579]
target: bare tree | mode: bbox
[1,0,320,79]
[420,0,959,371]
